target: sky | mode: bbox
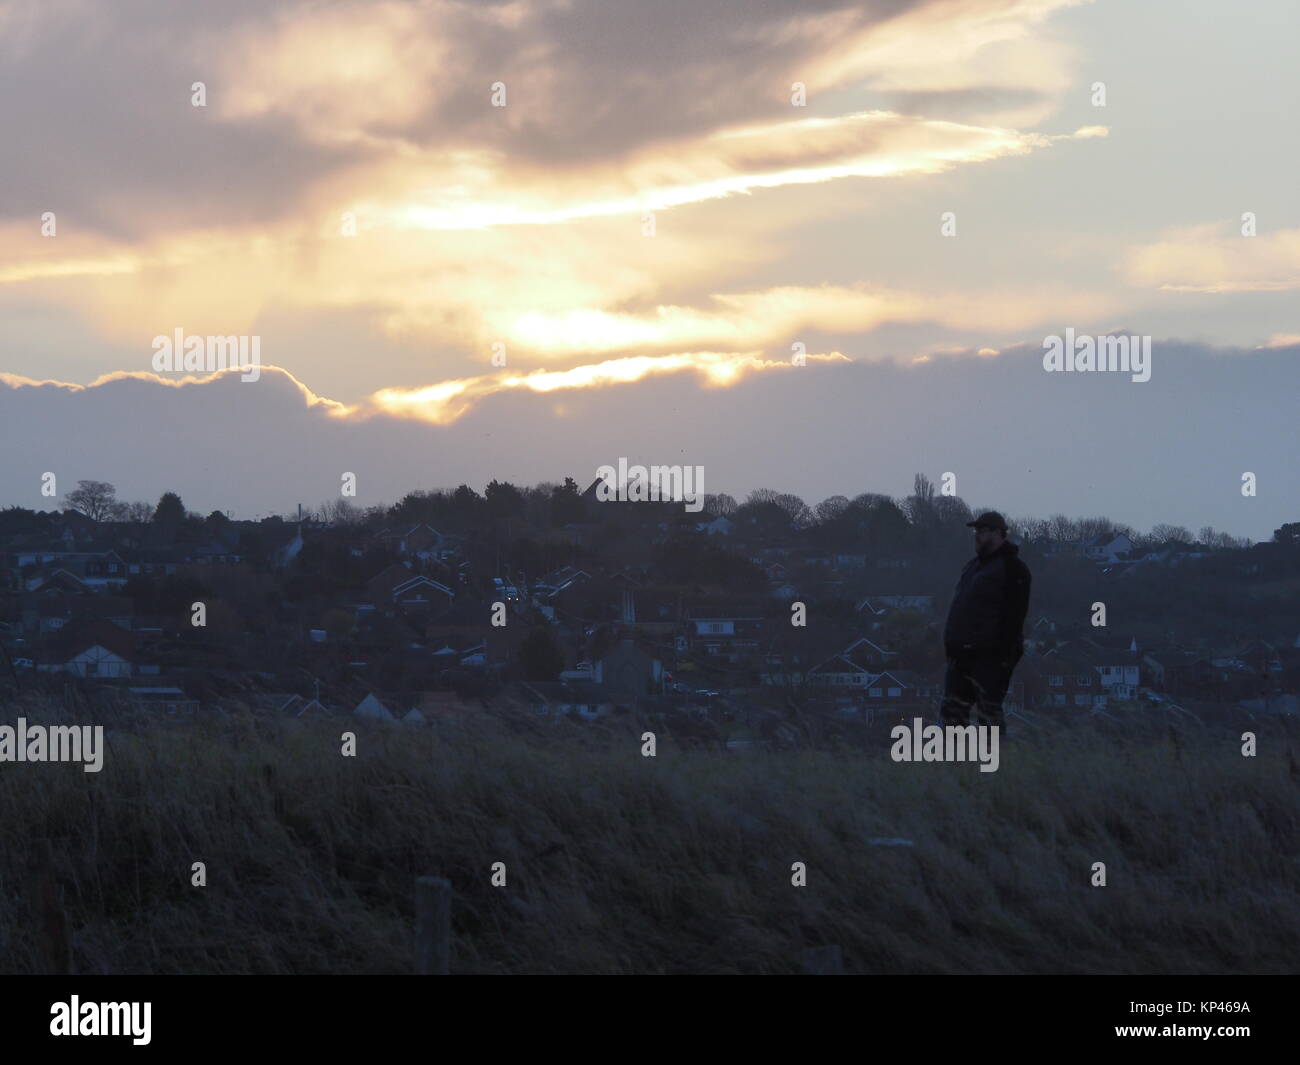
[1,0,1296,539]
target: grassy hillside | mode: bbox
[1,700,1297,974]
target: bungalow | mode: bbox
[38,619,138,678]
[366,564,455,614]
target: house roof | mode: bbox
[809,654,872,675]
[45,618,137,662]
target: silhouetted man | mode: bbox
[941,511,1031,731]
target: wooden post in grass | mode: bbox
[415,876,452,974]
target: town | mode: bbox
[2,473,1294,748]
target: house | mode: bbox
[596,639,662,695]
[1084,533,1134,564]
[1142,651,1215,697]
[839,636,899,670]
[1035,642,1139,709]
[378,523,447,560]
[1037,649,1108,710]
[532,567,591,601]
[354,693,397,721]
[38,619,137,678]
[684,604,766,661]
[863,669,936,702]
[366,564,454,614]
[806,654,874,688]
[613,587,680,634]
[856,594,935,617]
[560,661,596,682]
[24,567,87,594]
[21,592,133,635]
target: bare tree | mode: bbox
[64,480,118,522]
[703,493,738,517]
[321,499,363,526]
[117,500,155,523]
[814,495,850,523]
[1149,523,1193,545]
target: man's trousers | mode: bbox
[940,650,1020,729]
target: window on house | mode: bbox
[887,687,901,697]
[1077,675,1092,686]
[869,688,882,697]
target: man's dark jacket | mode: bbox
[942,541,1032,659]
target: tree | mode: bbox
[485,480,526,520]
[550,477,585,525]
[154,492,186,524]
[120,501,155,523]
[1272,522,1300,546]
[814,495,851,524]
[64,480,118,521]
[320,499,361,526]
[1149,523,1192,546]
[703,493,738,517]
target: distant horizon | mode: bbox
[12,468,1276,549]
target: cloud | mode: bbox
[1122,222,1300,293]
[0,0,1110,392]
[0,0,1090,236]
[369,350,850,424]
[2,336,1294,544]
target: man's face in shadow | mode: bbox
[974,525,1005,557]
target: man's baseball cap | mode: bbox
[966,511,1008,532]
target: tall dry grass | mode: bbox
[0,699,1296,974]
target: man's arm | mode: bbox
[997,560,1031,656]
